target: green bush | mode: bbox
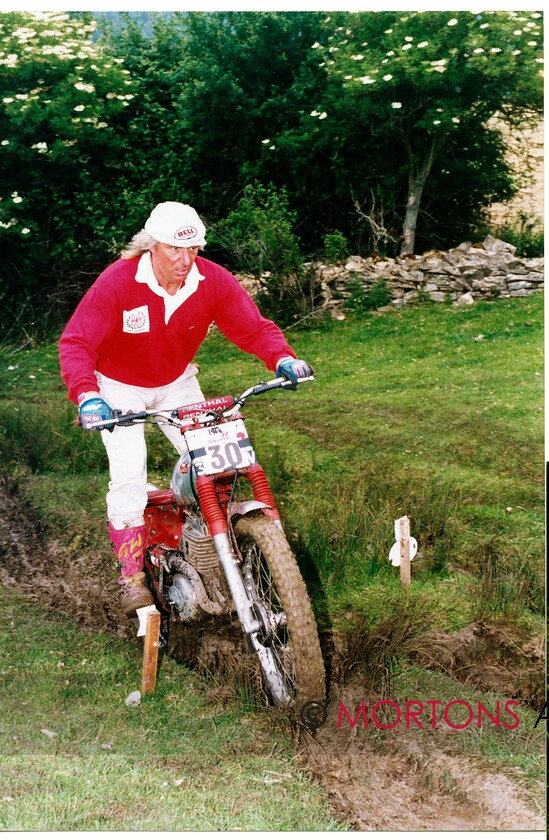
[210,183,302,279]
[210,183,325,327]
[495,213,544,258]
[322,230,349,264]
[343,277,392,313]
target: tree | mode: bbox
[104,11,328,226]
[0,11,134,330]
[312,10,543,254]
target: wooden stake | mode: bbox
[141,609,161,695]
[399,515,411,588]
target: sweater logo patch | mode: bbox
[123,306,150,334]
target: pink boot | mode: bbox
[108,523,154,616]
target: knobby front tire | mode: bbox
[234,514,326,709]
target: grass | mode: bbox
[0,295,544,613]
[0,295,543,631]
[0,293,544,827]
[0,587,343,831]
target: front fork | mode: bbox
[212,531,260,635]
[195,468,279,636]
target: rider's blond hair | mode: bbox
[120,230,158,259]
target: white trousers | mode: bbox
[97,365,204,529]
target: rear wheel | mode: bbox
[234,515,326,708]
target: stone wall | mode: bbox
[313,236,544,315]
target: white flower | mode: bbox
[262,139,270,144]
[12,196,23,204]
[433,120,441,125]
[311,42,320,49]
[452,117,460,124]
[74,82,95,93]
[1,140,9,146]
[383,74,393,81]
[480,23,490,29]
[404,36,413,42]
[318,112,327,119]
[418,41,428,48]
[359,76,376,84]
[391,102,402,109]
[352,54,364,60]
[447,18,458,26]
[386,50,395,57]
[527,41,537,46]
[433,66,446,73]
[310,110,319,116]
[402,44,412,51]
[473,48,484,54]
[3,98,14,104]
[21,228,30,235]
[74,105,85,112]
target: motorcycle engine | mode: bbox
[167,573,204,622]
[164,514,231,623]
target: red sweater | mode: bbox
[59,256,296,404]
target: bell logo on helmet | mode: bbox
[175,226,198,241]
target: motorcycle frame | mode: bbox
[143,459,282,634]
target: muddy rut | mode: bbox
[0,478,544,832]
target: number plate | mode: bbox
[184,420,256,476]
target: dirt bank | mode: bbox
[0,477,545,832]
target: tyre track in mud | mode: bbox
[0,478,544,832]
[0,477,129,639]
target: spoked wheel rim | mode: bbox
[240,537,297,706]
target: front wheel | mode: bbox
[234,514,326,709]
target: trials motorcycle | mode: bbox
[90,375,326,709]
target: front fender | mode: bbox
[229,500,272,519]
[229,500,283,530]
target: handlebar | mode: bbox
[86,375,314,431]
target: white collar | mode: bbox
[135,252,205,324]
